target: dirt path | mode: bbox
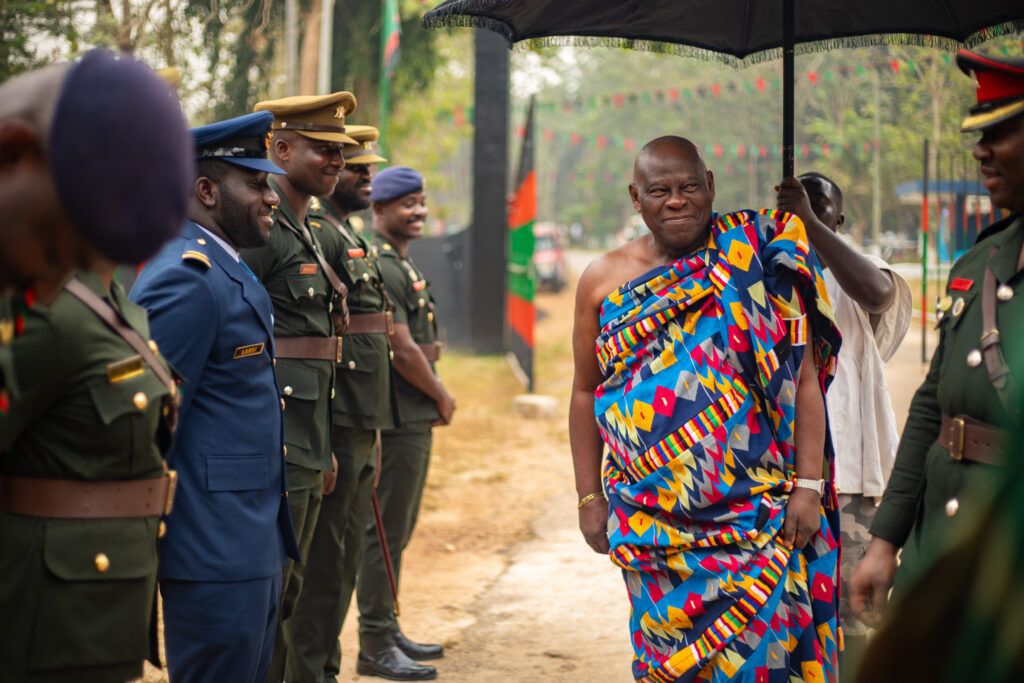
[143,253,936,683]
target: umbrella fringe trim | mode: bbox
[422,10,516,43]
[421,13,1024,66]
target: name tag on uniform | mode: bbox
[107,355,145,384]
[347,248,365,258]
[413,280,426,291]
[299,264,318,275]
[233,343,265,359]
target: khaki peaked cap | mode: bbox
[343,124,388,164]
[254,92,357,144]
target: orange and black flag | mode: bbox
[506,97,536,391]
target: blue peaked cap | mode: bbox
[370,166,423,202]
[192,111,284,174]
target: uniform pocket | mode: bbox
[207,454,270,492]
[89,371,169,425]
[29,518,157,671]
[286,273,329,302]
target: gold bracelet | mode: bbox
[577,491,605,509]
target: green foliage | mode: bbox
[0,1,78,81]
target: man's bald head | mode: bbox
[628,136,715,258]
[633,136,707,183]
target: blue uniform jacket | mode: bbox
[131,221,300,581]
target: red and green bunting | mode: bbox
[506,98,536,391]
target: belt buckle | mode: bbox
[950,417,966,461]
[385,311,394,336]
[164,470,178,515]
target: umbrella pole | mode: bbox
[782,0,794,179]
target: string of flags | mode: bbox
[431,44,1024,129]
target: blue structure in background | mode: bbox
[895,179,1009,263]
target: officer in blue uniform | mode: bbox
[131,112,301,682]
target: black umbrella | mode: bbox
[424,0,1024,177]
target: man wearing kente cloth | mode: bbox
[570,136,842,683]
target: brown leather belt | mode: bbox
[274,336,342,363]
[0,472,177,518]
[938,413,1004,465]
[418,341,442,362]
[346,312,393,336]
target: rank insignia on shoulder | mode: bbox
[347,248,365,258]
[309,197,322,212]
[299,264,318,275]
[950,278,974,291]
[413,280,427,291]
[310,220,322,229]
[182,250,211,268]
[233,343,265,359]
[382,243,392,251]
[107,355,145,384]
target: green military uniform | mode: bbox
[241,178,338,681]
[284,197,399,681]
[0,272,174,682]
[0,294,17,419]
[870,214,1024,589]
[356,231,441,651]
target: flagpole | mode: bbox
[379,0,400,159]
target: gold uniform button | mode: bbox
[418,298,425,308]
[389,350,395,360]
[945,498,959,517]
[273,358,277,367]
[197,238,207,245]
[280,398,286,411]
[94,553,110,572]
[148,339,159,354]
[283,385,294,396]
[331,388,336,399]
[362,272,370,282]
[427,312,434,322]
[348,360,356,370]
[283,446,288,456]
[997,284,1014,301]
[967,349,982,367]
[133,392,148,411]
[308,287,315,298]
[329,302,333,313]
[158,521,167,538]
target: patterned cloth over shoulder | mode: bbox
[594,210,842,683]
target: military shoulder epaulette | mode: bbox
[182,249,211,269]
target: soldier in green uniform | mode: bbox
[849,49,1024,641]
[240,92,358,683]
[356,166,456,681]
[0,50,192,681]
[284,124,400,682]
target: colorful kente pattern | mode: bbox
[595,210,842,683]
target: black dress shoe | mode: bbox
[356,646,437,681]
[395,630,445,661]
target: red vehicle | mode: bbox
[533,223,568,292]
